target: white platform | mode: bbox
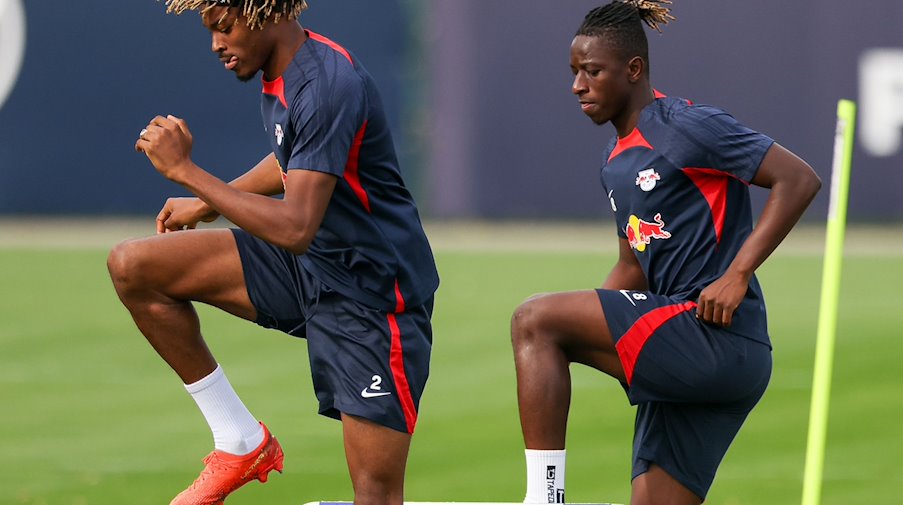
[305,502,621,505]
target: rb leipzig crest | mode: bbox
[635,168,661,192]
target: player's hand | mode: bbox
[135,115,196,183]
[696,270,750,327]
[156,197,219,234]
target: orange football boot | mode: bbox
[170,422,284,505]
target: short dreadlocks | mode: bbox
[576,1,675,72]
[163,0,309,30]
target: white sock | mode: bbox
[524,449,566,503]
[184,364,265,456]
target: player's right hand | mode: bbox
[156,197,219,234]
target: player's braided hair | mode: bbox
[578,0,675,36]
[163,0,308,30]
[576,1,675,71]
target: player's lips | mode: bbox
[222,55,239,71]
[580,101,597,113]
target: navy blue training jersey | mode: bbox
[600,96,775,345]
[260,29,438,312]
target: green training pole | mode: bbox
[801,99,856,505]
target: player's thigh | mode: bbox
[230,228,317,335]
[631,400,754,502]
[108,228,254,320]
[513,290,623,379]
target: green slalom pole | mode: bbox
[801,99,856,505]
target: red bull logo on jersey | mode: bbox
[626,213,671,252]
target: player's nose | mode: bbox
[211,32,226,54]
[572,74,587,95]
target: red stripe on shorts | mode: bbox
[616,301,698,385]
[388,281,417,433]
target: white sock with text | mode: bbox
[524,449,566,503]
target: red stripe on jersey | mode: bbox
[307,30,353,64]
[394,280,406,313]
[608,128,654,162]
[261,76,288,108]
[616,301,697,385]
[388,282,417,433]
[682,167,737,245]
[343,121,370,213]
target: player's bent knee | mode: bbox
[511,294,554,346]
[107,239,155,295]
[107,240,136,288]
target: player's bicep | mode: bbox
[281,169,338,245]
[749,142,819,190]
[251,153,286,195]
[224,152,286,196]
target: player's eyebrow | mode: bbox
[215,13,237,30]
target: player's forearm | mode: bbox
[177,165,315,253]
[728,171,822,278]
[185,154,283,220]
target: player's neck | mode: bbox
[613,85,655,138]
[262,22,307,81]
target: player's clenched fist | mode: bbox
[135,114,195,183]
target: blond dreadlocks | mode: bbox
[576,0,676,73]
[578,0,675,35]
[163,0,309,30]
[625,0,675,32]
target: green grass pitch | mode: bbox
[1,222,901,504]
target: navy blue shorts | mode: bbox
[232,229,433,434]
[596,289,772,500]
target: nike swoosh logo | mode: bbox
[361,388,392,398]
[619,289,637,306]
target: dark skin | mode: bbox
[511,34,821,505]
[108,7,409,505]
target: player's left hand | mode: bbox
[696,270,750,327]
[135,115,196,183]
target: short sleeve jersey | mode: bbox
[600,96,775,345]
[260,30,439,312]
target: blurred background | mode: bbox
[1,1,902,504]
[1,0,902,220]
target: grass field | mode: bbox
[1,220,901,504]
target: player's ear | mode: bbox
[627,56,645,83]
